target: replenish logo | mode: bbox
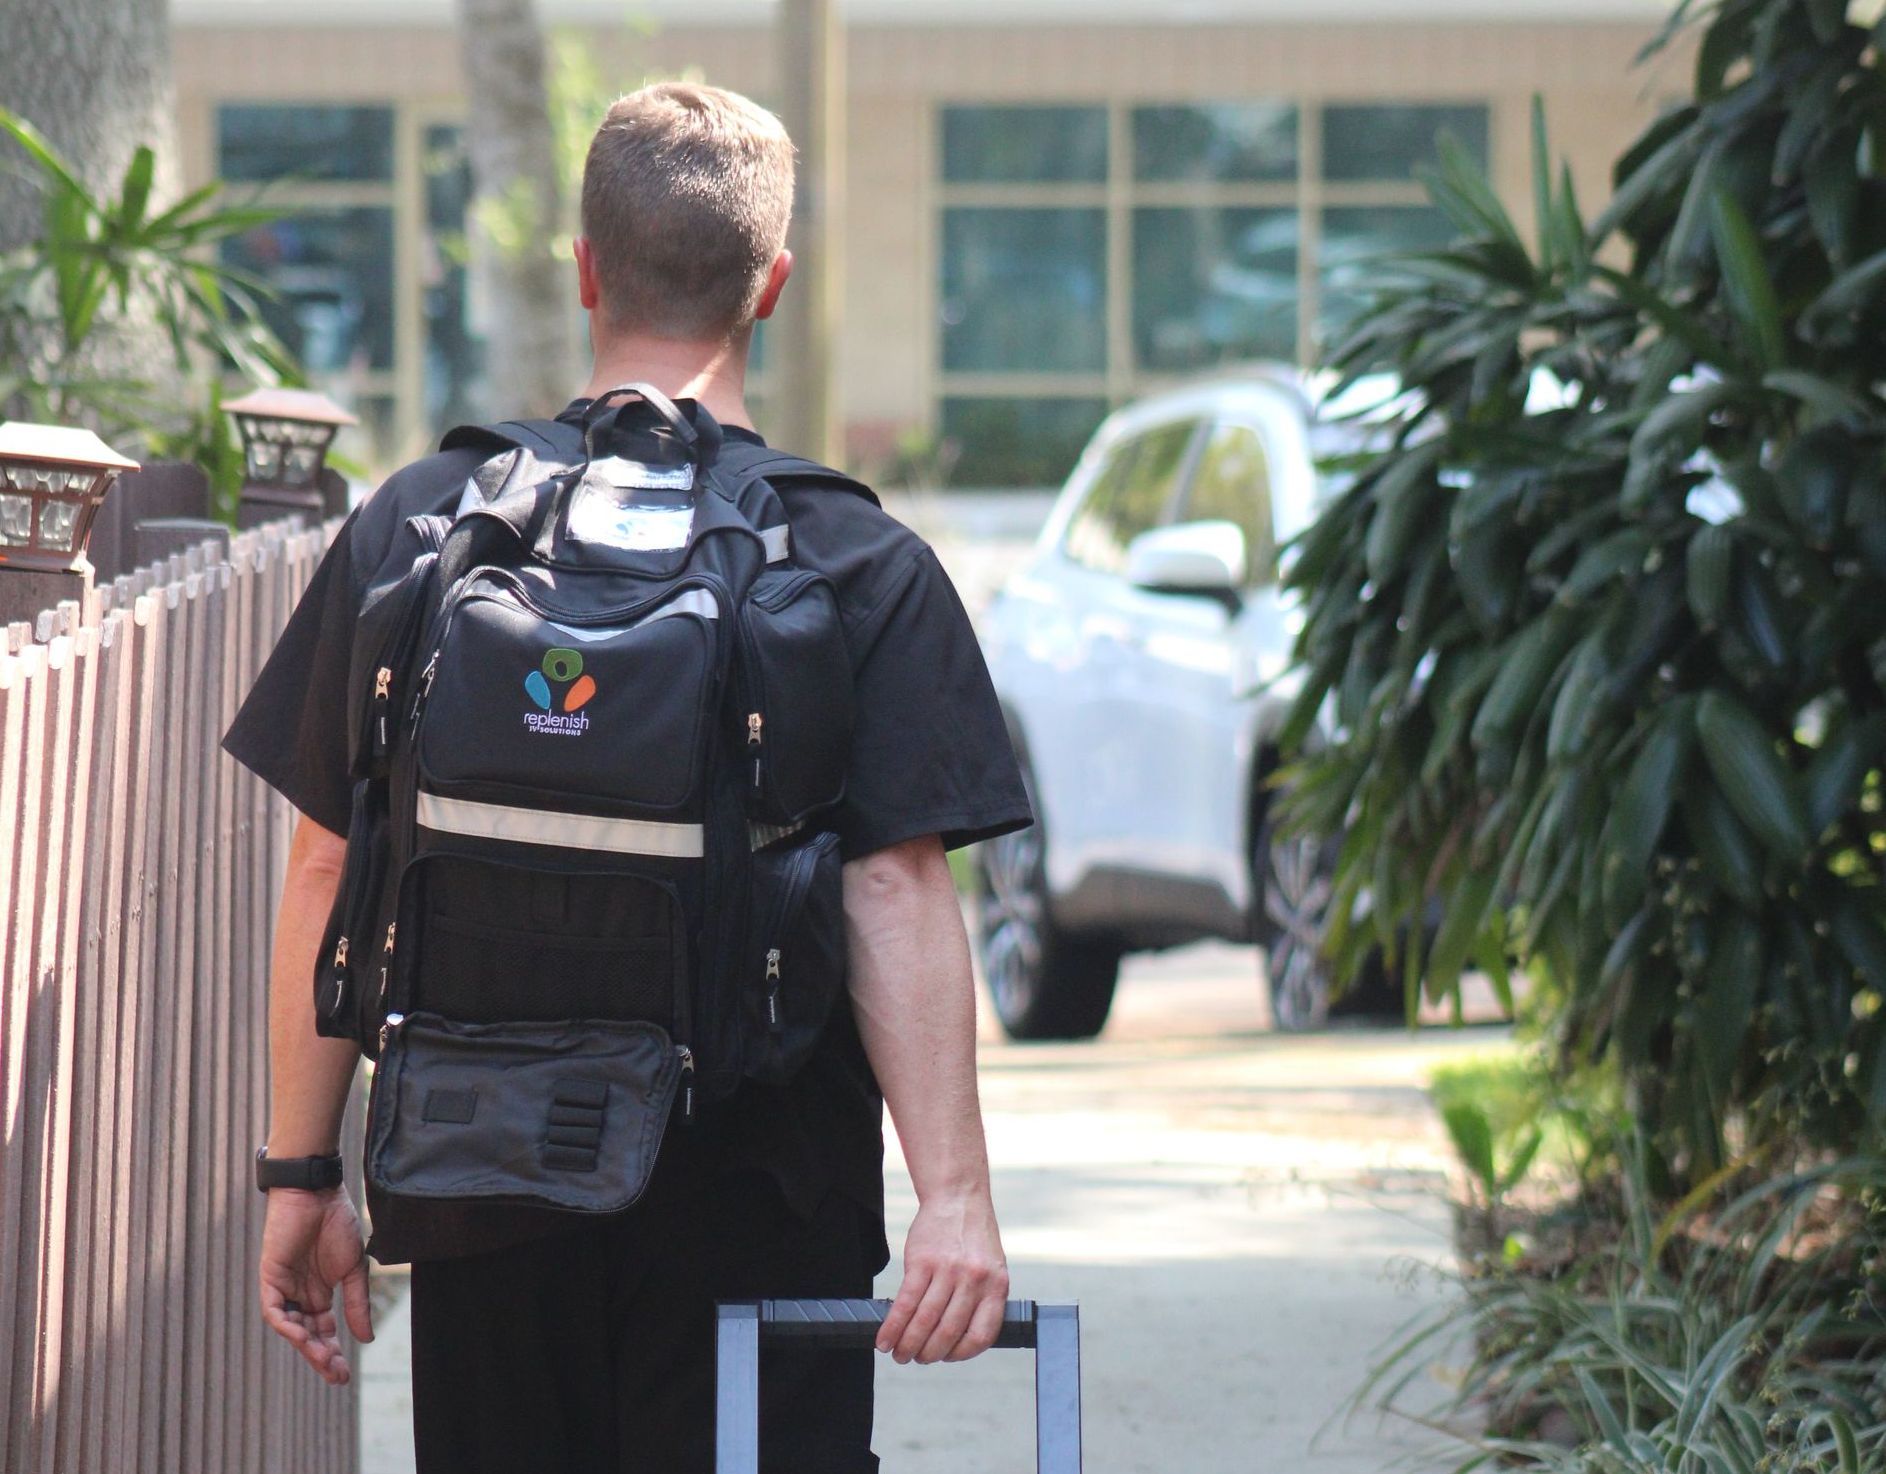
[523,647,597,735]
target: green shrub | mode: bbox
[1280,0,1886,1181]
[1361,1155,1886,1471]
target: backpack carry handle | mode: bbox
[525,382,722,558]
[580,381,714,465]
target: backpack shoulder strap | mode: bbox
[712,441,880,508]
[439,416,586,464]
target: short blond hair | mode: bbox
[580,82,796,341]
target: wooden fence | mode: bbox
[1,517,359,1474]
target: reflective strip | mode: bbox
[417,792,704,858]
[760,525,790,563]
[635,587,718,627]
[545,587,719,644]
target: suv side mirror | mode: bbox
[1125,520,1247,599]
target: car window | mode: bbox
[1061,419,1198,576]
[1182,422,1277,586]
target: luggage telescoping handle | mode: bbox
[714,1298,1082,1474]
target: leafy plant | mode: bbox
[1279,0,1886,1181]
[0,106,298,473]
[1434,1058,1560,1228]
[1359,1154,1886,1472]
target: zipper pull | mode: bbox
[765,948,783,1031]
[376,922,396,1011]
[378,1011,405,1055]
[677,1044,696,1123]
[747,711,763,746]
[411,649,440,720]
[324,936,352,1018]
[372,665,393,755]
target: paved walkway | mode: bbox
[358,942,1502,1472]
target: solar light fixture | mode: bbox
[223,386,356,490]
[0,421,139,573]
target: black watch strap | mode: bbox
[254,1148,344,1194]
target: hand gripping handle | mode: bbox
[747,1296,1041,1349]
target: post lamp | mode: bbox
[0,421,139,621]
[225,387,355,528]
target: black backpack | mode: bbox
[315,384,873,1221]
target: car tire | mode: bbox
[1258,824,1337,1032]
[1328,950,1406,1022]
[1256,817,1405,1030]
[974,752,1122,1041]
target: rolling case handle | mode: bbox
[715,1297,1082,1474]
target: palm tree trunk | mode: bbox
[455,0,575,418]
[0,0,176,256]
[0,0,179,424]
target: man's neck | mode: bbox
[579,330,756,432]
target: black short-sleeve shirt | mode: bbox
[223,409,1031,1262]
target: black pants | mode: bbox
[408,1168,882,1474]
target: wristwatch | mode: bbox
[254,1147,344,1194]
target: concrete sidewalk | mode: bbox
[358,942,1495,1472]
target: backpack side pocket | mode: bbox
[315,778,393,1047]
[733,572,852,828]
[743,830,845,1084]
[348,518,449,778]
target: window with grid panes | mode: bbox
[217,103,485,469]
[936,99,1487,488]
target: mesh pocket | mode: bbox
[421,916,674,1025]
[411,857,683,1026]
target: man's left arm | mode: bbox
[844,833,1010,1364]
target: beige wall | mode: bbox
[174,17,1685,460]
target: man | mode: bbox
[224,81,1032,1473]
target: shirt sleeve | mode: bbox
[220,509,364,836]
[831,546,1034,860]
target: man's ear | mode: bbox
[752,250,793,321]
[574,236,602,312]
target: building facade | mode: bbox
[172,0,1683,486]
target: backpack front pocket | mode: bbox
[366,1011,684,1213]
[734,572,852,828]
[742,829,845,1084]
[416,580,722,816]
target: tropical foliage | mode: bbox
[1364,1153,1886,1471]
[0,106,296,511]
[1280,0,1886,1181]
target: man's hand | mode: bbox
[877,1187,1010,1364]
[259,1187,374,1385]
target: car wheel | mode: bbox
[1328,949,1406,1022]
[1260,827,1335,1032]
[974,756,1122,1041]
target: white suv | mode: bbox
[973,372,1397,1038]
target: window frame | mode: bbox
[931,96,1493,488]
[1056,415,1206,578]
[1175,418,1282,591]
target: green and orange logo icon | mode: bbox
[525,647,597,714]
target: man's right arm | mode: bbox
[257,812,375,1385]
